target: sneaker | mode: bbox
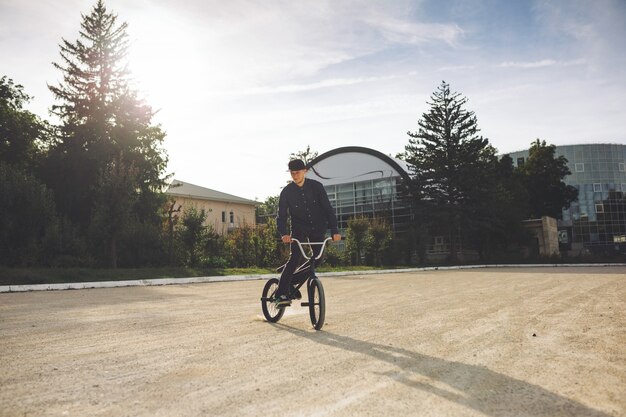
[292,288,302,300]
[274,295,291,307]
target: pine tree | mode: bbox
[45,1,169,267]
[404,81,496,261]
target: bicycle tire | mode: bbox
[308,278,325,330]
[261,278,285,323]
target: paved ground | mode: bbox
[1,266,625,417]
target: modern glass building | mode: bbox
[306,147,412,237]
[508,143,626,256]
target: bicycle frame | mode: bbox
[261,237,333,330]
[279,237,332,297]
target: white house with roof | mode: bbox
[165,179,258,235]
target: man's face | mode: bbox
[290,169,307,186]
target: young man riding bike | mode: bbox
[275,159,341,306]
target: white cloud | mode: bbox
[438,64,477,72]
[363,15,464,45]
[498,59,585,69]
[222,74,409,96]
[532,0,626,69]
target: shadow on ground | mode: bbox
[277,324,610,417]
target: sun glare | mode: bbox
[126,9,210,110]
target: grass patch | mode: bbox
[0,265,388,286]
[0,266,274,286]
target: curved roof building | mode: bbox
[306,146,412,235]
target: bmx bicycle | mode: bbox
[260,237,332,330]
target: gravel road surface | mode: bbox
[1,267,625,416]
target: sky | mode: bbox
[1,0,625,201]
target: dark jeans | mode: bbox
[277,232,324,297]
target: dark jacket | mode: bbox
[277,179,339,237]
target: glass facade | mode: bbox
[323,176,412,236]
[508,143,626,255]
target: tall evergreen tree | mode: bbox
[403,81,497,261]
[45,0,169,267]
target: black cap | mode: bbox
[288,159,306,171]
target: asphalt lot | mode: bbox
[1,266,624,416]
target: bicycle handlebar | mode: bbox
[290,237,333,260]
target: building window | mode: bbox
[619,162,625,172]
[622,183,626,193]
[593,183,602,192]
[222,211,226,222]
[575,163,584,172]
[229,211,234,224]
[517,157,525,166]
[595,204,604,213]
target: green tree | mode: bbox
[404,81,497,262]
[257,218,285,267]
[0,76,51,170]
[289,145,318,165]
[256,195,279,224]
[0,163,59,266]
[44,1,169,265]
[346,216,369,265]
[89,155,138,268]
[466,155,531,260]
[201,225,228,268]
[165,200,183,266]
[367,218,392,266]
[0,77,63,266]
[178,208,208,267]
[224,224,256,267]
[520,139,578,219]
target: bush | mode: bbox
[322,244,345,267]
[0,163,60,266]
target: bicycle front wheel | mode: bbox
[261,278,285,323]
[308,278,325,330]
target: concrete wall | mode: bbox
[523,216,560,256]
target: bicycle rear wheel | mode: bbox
[261,278,285,323]
[307,278,325,330]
